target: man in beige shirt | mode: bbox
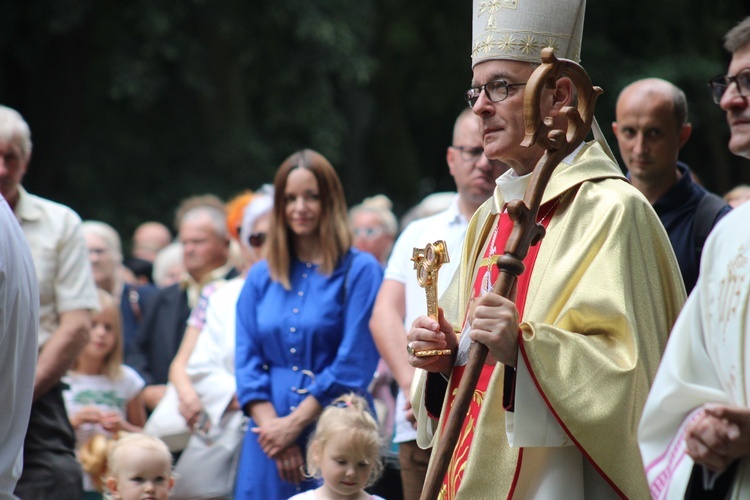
[0,104,99,499]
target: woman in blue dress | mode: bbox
[234,149,383,499]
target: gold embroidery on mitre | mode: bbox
[481,34,495,54]
[473,31,572,63]
[497,34,514,53]
[519,34,538,55]
[472,0,584,65]
[479,0,518,15]
[543,36,560,53]
[479,0,519,39]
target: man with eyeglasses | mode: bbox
[369,107,506,500]
[406,0,685,498]
[613,78,731,293]
[639,17,750,499]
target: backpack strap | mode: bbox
[691,192,729,263]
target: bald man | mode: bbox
[132,221,172,262]
[613,78,731,292]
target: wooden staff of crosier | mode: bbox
[419,47,603,500]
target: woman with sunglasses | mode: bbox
[234,149,383,499]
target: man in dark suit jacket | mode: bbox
[127,204,237,410]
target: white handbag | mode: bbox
[171,410,246,499]
[143,382,191,452]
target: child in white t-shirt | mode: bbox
[63,289,146,494]
[288,394,386,500]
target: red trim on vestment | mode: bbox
[517,321,628,498]
[508,447,524,499]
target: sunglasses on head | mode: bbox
[248,232,267,248]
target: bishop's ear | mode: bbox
[549,77,575,116]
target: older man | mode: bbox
[83,220,158,360]
[639,16,750,498]
[127,203,236,410]
[0,105,99,499]
[407,1,685,498]
[613,78,731,292]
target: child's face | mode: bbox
[106,446,173,500]
[317,433,374,499]
[85,307,118,360]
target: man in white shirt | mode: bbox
[369,108,506,499]
[0,193,38,499]
[0,104,99,499]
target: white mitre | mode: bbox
[471,0,586,67]
[471,0,616,161]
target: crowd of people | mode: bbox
[2,1,750,499]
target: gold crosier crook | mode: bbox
[419,48,603,500]
[411,241,453,357]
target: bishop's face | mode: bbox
[470,59,546,176]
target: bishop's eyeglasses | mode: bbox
[708,68,750,104]
[465,79,527,108]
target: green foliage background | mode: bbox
[2,1,749,245]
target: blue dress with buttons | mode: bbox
[234,248,383,499]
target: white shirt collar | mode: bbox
[446,194,468,226]
[495,143,585,205]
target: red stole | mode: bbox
[440,203,556,498]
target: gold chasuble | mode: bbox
[415,141,686,499]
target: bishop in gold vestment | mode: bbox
[412,141,686,499]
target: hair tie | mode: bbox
[331,400,353,409]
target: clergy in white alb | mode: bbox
[639,199,750,499]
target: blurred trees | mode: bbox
[1,0,749,244]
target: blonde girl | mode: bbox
[63,288,147,494]
[289,394,385,500]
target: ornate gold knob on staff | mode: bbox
[411,240,452,357]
